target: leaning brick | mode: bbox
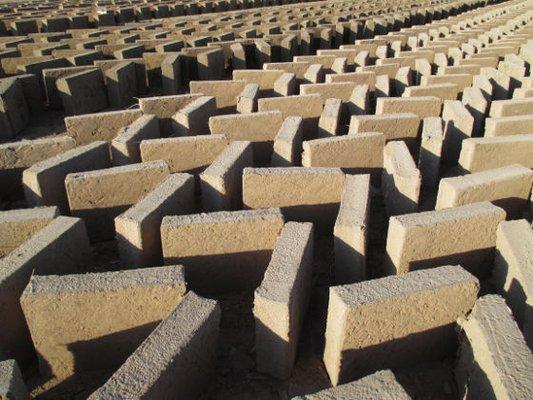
[382,141,421,216]
[271,116,303,167]
[418,117,444,193]
[347,84,370,116]
[318,98,343,137]
[292,370,411,399]
[462,87,488,137]
[172,95,216,137]
[56,68,108,116]
[456,295,533,399]
[0,78,29,139]
[236,83,259,113]
[111,114,160,166]
[88,291,220,400]
[442,101,475,161]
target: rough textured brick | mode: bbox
[349,113,420,142]
[456,295,533,400]
[334,174,370,284]
[0,217,91,365]
[382,141,421,216]
[0,206,58,257]
[115,173,195,267]
[162,208,284,294]
[111,114,160,166]
[65,161,170,241]
[303,132,385,179]
[140,135,228,173]
[436,165,533,218]
[292,370,411,400]
[493,220,533,348]
[271,116,303,167]
[64,109,142,145]
[385,202,506,277]
[375,96,442,119]
[243,167,345,231]
[88,292,220,400]
[22,141,111,213]
[0,359,29,400]
[255,222,313,379]
[20,265,187,379]
[200,141,253,211]
[459,135,533,173]
[324,265,478,385]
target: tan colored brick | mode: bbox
[255,222,314,379]
[459,134,533,173]
[493,220,533,347]
[271,116,303,167]
[0,217,91,365]
[64,109,142,145]
[375,96,442,119]
[200,141,253,211]
[324,265,478,385]
[162,208,284,294]
[436,165,533,218]
[115,173,195,267]
[0,206,58,257]
[20,265,187,379]
[292,370,411,400]
[65,161,170,241]
[140,135,228,173]
[385,202,506,277]
[88,292,220,399]
[22,141,111,213]
[456,295,533,399]
[334,174,370,284]
[243,167,345,231]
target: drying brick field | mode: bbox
[0,0,532,398]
